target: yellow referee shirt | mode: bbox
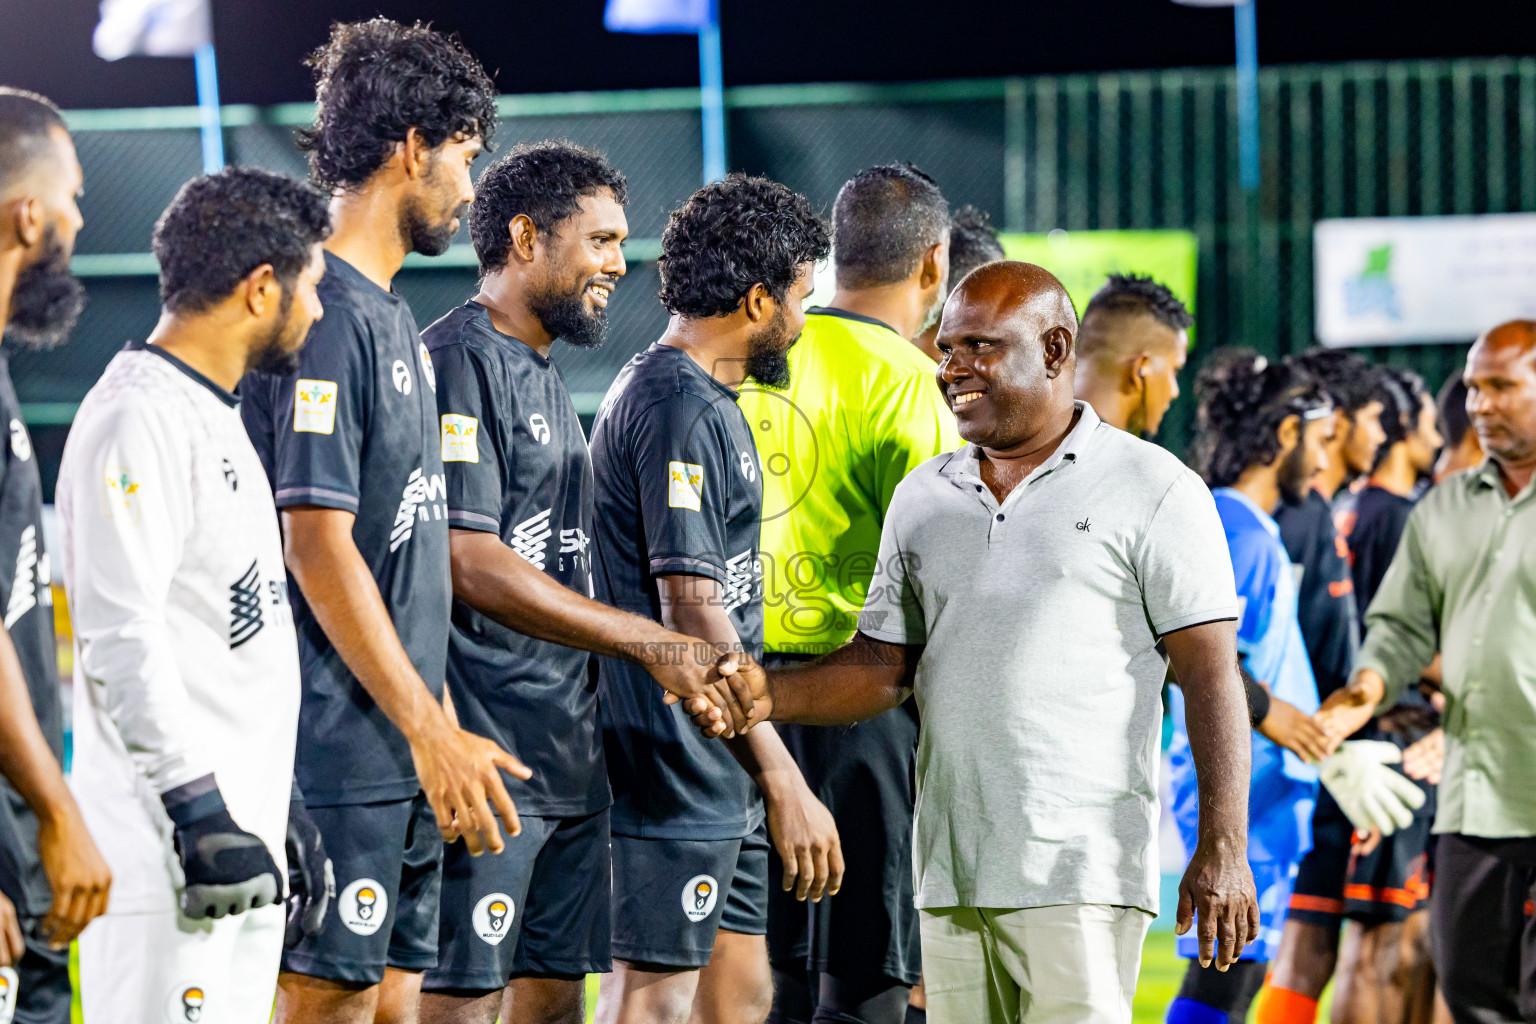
[740,307,959,654]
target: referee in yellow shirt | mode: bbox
[741,164,959,1024]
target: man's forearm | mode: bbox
[766,633,913,726]
[724,723,801,799]
[1164,623,1251,845]
[452,531,676,662]
[0,627,72,823]
[284,508,447,744]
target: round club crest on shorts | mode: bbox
[8,419,30,463]
[0,966,17,1024]
[339,878,389,936]
[472,891,515,946]
[392,359,413,395]
[419,343,437,392]
[681,874,719,923]
[164,981,205,1023]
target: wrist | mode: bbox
[402,702,455,747]
[160,774,227,828]
[754,765,806,802]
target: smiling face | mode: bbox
[526,189,629,348]
[934,266,1077,452]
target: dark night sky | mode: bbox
[0,1,1532,109]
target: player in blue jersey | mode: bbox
[1166,352,1335,1024]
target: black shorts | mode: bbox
[610,823,769,969]
[424,809,612,992]
[767,701,922,986]
[282,792,443,984]
[1288,785,1354,927]
[0,926,70,1024]
[1344,776,1436,923]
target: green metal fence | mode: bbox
[19,57,1535,494]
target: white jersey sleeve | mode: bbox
[65,396,211,796]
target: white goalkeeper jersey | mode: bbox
[58,343,300,913]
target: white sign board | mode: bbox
[1314,214,1536,347]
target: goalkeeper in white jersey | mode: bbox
[57,169,332,1024]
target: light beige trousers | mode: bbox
[920,904,1153,1024]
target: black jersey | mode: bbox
[425,302,606,817]
[242,252,451,806]
[589,343,765,840]
[0,354,59,916]
[1341,484,1417,631]
[1276,488,1360,700]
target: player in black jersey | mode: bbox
[591,176,837,1024]
[238,22,526,1024]
[0,87,111,1018]
[417,143,753,1024]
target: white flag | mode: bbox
[93,0,211,61]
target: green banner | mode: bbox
[998,230,1199,344]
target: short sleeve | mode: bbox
[631,392,733,582]
[856,483,926,645]
[266,309,373,512]
[432,343,504,534]
[1136,471,1240,637]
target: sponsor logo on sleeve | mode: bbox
[163,982,205,1023]
[472,892,515,946]
[419,343,437,392]
[441,414,479,463]
[103,468,143,524]
[681,875,719,923]
[8,420,30,463]
[339,878,388,936]
[293,379,339,434]
[668,461,704,511]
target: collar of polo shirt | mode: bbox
[945,400,1102,492]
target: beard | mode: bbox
[1277,439,1312,505]
[744,306,796,391]
[6,227,85,350]
[401,185,466,258]
[916,284,948,336]
[528,273,611,350]
[248,290,305,376]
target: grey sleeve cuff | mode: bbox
[160,773,226,828]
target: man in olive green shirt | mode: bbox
[1319,319,1536,1024]
[739,164,958,1023]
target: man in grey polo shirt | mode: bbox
[695,262,1259,1024]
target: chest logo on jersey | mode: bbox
[229,560,265,649]
[4,525,50,630]
[722,550,762,614]
[163,980,205,1023]
[221,459,238,491]
[739,451,756,483]
[419,343,437,392]
[510,508,553,570]
[392,359,413,395]
[441,414,479,463]
[294,379,339,435]
[668,461,704,511]
[390,467,448,552]
[0,965,16,1022]
[529,413,551,444]
[7,419,30,463]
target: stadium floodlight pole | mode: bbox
[698,0,726,184]
[1235,0,1259,191]
[193,41,225,173]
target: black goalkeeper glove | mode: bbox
[162,775,282,920]
[284,786,334,948]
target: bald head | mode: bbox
[935,261,1081,452]
[1467,319,1536,469]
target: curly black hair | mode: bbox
[831,163,947,289]
[153,167,332,314]
[947,206,1006,288]
[1082,273,1193,332]
[1287,348,1390,416]
[470,140,628,275]
[0,88,66,187]
[297,18,498,191]
[1190,348,1333,488]
[658,174,830,318]
[1377,366,1430,453]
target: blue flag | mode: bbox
[604,0,711,34]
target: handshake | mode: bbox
[643,646,773,738]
